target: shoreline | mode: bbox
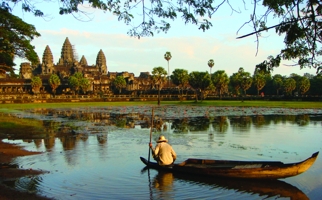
[0,140,50,200]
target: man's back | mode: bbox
[154,142,176,166]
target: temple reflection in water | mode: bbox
[4,107,321,153]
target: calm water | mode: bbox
[2,105,322,200]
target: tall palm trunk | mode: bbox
[194,89,198,102]
[180,86,184,102]
[157,86,161,105]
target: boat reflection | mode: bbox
[142,167,308,199]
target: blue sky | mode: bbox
[12,1,315,77]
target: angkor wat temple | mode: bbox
[1,37,153,96]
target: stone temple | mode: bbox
[22,37,108,80]
[5,37,151,95]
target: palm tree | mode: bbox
[164,51,172,87]
[253,73,266,95]
[49,74,61,96]
[113,76,127,94]
[239,69,253,96]
[68,72,88,94]
[272,74,284,95]
[68,76,80,95]
[308,74,322,95]
[188,71,212,102]
[229,72,242,96]
[241,75,253,96]
[79,78,90,94]
[208,59,215,75]
[290,73,302,94]
[212,70,229,99]
[170,69,189,100]
[298,76,310,95]
[283,78,296,95]
[152,66,167,105]
[31,76,42,94]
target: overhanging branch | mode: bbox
[236,23,281,39]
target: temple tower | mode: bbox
[58,37,75,65]
[96,49,107,75]
[42,45,53,65]
[79,55,88,66]
[19,62,32,79]
[41,45,54,74]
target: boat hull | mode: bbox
[140,152,319,179]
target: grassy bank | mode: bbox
[0,100,321,111]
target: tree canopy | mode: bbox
[171,68,189,97]
[241,1,322,74]
[188,71,212,102]
[3,0,322,74]
[0,5,40,74]
[31,76,42,93]
[49,74,61,95]
[283,78,297,95]
[68,72,89,94]
[212,70,229,98]
[113,76,127,94]
[151,66,167,105]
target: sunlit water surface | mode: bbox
[2,106,322,200]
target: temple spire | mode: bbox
[79,55,88,65]
[96,49,107,74]
[41,45,55,74]
[58,37,75,65]
[42,45,54,65]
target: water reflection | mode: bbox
[152,171,174,200]
[3,111,322,148]
[229,116,252,132]
[1,107,322,199]
[97,134,107,144]
[20,108,321,133]
[173,173,309,200]
[143,168,175,200]
[13,107,322,135]
[171,118,189,133]
[44,137,55,150]
[153,171,174,192]
[142,167,309,200]
[4,176,43,196]
[211,116,229,133]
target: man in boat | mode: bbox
[149,135,177,166]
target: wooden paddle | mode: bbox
[148,107,154,162]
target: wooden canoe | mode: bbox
[140,151,319,179]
